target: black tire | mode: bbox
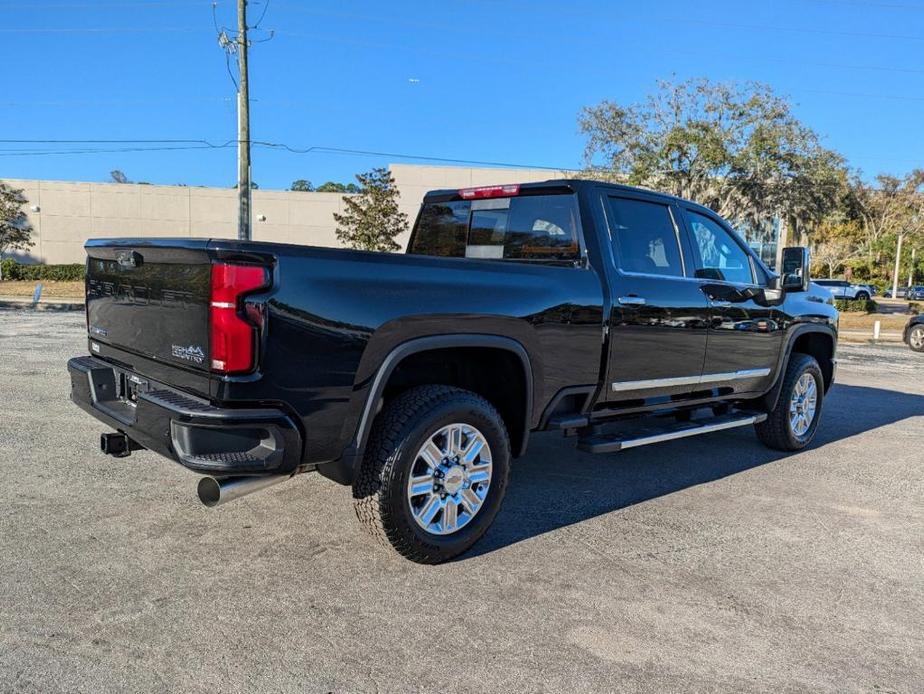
[909,325,924,353]
[755,353,824,451]
[352,385,511,564]
[855,291,870,301]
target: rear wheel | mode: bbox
[909,325,924,353]
[352,385,511,564]
[755,353,824,451]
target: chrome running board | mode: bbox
[577,412,767,454]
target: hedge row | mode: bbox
[0,258,85,281]
[834,298,878,313]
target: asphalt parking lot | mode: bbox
[1,311,922,693]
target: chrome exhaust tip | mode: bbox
[197,474,289,508]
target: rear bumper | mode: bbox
[67,355,302,474]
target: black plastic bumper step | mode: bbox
[577,412,767,454]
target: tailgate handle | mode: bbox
[116,250,143,269]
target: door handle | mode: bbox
[710,299,732,308]
[618,296,646,305]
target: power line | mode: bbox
[273,3,924,42]
[0,144,235,156]
[0,97,234,107]
[250,0,270,29]
[1,137,920,180]
[250,142,566,170]
[0,138,899,183]
[0,1,197,6]
[274,29,924,78]
[0,138,224,144]
[0,1,201,6]
[807,0,924,10]
[1,144,910,190]
[0,26,200,33]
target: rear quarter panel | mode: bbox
[218,245,606,465]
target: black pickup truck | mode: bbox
[68,179,838,563]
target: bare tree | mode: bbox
[812,236,859,279]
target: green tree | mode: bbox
[578,77,848,240]
[332,168,407,252]
[290,179,314,192]
[317,181,360,193]
[0,182,34,280]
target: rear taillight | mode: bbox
[458,184,520,200]
[209,262,269,374]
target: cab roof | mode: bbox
[422,178,717,217]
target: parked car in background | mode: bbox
[814,279,872,300]
[904,315,924,352]
[859,284,877,297]
[907,285,924,301]
[884,287,908,299]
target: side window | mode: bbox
[408,201,469,257]
[606,197,684,277]
[686,211,755,285]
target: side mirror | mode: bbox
[781,246,810,292]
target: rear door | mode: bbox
[85,240,213,371]
[679,208,781,396]
[602,193,710,402]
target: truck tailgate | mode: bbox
[85,240,212,371]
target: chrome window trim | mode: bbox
[611,367,771,392]
[667,206,687,277]
[612,269,764,291]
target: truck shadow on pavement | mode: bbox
[467,383,924,558]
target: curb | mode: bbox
[0,298,84,312]
[838,330,903,344]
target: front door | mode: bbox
[602,194,711,403]
[680,208,782,396]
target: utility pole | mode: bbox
[774,216,788,272]
[891,232,904,300]
[236,0,251,241]
[909,247,917,287]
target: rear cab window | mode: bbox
[408,189,582,264]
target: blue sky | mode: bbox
[2,0,924,190]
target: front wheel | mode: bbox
[909,325,924,353]
[855,291,870,301]
[353,385,511,564]
[755,353,824,451]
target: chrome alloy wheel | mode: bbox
[789,372,818,437]
[911,326,924,350]
[406,423,493,536]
